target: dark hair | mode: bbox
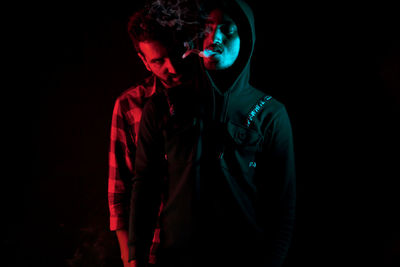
[127,9,171,53]
[198,0,230,19]
[128,1,203,53]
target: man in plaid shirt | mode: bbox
[108,7,195,267]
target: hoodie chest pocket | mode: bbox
[221,121,263,169]
[227,121,262,151]
[217,121,263,192]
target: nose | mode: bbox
[209,26,223,44]
[165,58,177,74]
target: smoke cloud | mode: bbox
[146,0,201,31]
[145,0,209,54]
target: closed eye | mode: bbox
[151,58,164,64]
[220,23,237,36]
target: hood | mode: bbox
[202,0,256,95]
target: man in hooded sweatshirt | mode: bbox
[199,1,296,266]
[130,1,296,267]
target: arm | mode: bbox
[108,98,137,265]
[129,99,164,266]
[116,230,137,267]
[260,106,296,267]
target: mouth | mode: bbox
[201,49,219,58]
[170,74,183,82]
[181,42,224,59]
[206,43,224,54]
[202,44,224,60]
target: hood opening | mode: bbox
[200,0,255,94]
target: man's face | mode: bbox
[138,40,184,88]
[203,9,240,70]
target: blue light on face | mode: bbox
[219,36,240,69]
[203,9,241,70]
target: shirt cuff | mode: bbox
[109,216,127,231]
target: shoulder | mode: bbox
[113,76,156,124]
[116,75,156,105]
[245,87,287,128]
[114,76,156,109]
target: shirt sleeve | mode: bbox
[128,98,164,264]
[108,97,136,231]
[259,106,296,267]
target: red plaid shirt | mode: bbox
[108,75,161,264]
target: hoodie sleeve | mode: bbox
[128,98,164,264]
[259,105,296,267]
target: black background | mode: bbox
[5,1,399,266]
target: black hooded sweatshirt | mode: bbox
[129,1,295,266]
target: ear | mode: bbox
[138,53,152,72]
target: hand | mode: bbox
[122,259,137,267]
[116,229,135,267]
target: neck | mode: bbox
[208,69,236,93]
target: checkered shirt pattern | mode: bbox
[108,75,160,264]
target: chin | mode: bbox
[204,61,218,71]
